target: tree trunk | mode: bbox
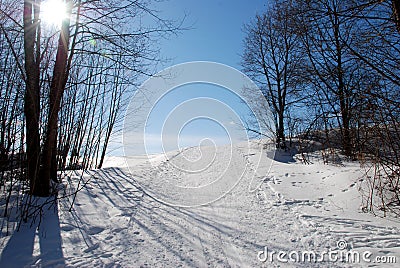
[334,12,352,157]
[41,2,72,190]
[23,0,41,195]
[277,110,286,148]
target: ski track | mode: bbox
[57,144,400,267]
[2,142,400,267]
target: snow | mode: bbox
[1,140,400,267]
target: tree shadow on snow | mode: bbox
[0,197,65,267]
[267,149,296,163]
[88,167,277,264]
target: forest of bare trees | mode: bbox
[242,0,400,216]
[0,0,179,222]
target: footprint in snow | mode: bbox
[87,226,105,235]
[105,235,113,240]
[61,225,74,232]
[101,253,113,258]
[113,227,126,232]
[83,243,99,253]
[263,177,272,183]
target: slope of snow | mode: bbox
[1,141,400,267]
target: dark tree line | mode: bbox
[242,0,400,216]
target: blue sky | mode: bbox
[143,83,252,154]
[118,1,269,155]
[158,0,266,69]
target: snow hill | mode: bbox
[1,140,400,267]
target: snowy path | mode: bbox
[60,168,323,267]
[1,141,400,267]
[56,143,400,267]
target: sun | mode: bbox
[40,0,68,28]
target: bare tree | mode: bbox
[22,0,179,196]
[293,0,367,157]
[242,0,305,148]
[0,0,182,200]
[292,0,400,215]
[336,0,400,215]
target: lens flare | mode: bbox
[40,0,68,28]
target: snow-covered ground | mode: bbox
[1,140,400,267]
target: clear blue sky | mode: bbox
[157,0,267,69]
[117,1,269,156]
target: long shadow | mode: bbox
[60,167,295,265]
[0,198,65,267]
[77,168,263,263]
[103,167,272,247]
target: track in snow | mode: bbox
[2,141,400,267]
